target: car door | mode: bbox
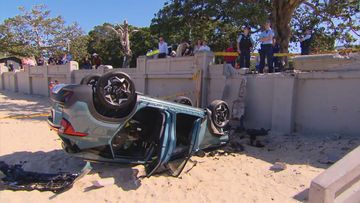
[144,111,175,177]
[165,118,201,177]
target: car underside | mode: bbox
[48,71,230,176]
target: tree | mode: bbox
[152,0,359,53]
[129,27,157,66]
[87,23,124,67]
[291,0,359,51]
[0,5,84,58]
[87,23,155,68]
[272,0,305,53]
[70,35,90,63]
[105,20,140,68]
[150,0,269,51]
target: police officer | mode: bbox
[300,29,312,55]
[237,26,254,69]
[258,21,274,73]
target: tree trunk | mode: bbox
[272,0,304,53]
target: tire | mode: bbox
[80,74,101,88]
[174,96,193,106]
[208,100,230,128]
[96,71,136,110]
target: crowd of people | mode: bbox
[153,37,212,59]
[35,53,73,66]
[153,20,313,73]
[80,53,102,69]
[29,52,102,69]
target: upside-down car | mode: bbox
[48,71,230,177]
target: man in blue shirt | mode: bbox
[258,21,274,73]
[158,36,168,58]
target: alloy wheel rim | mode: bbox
[103,76,132,106]
[214,104,229,126]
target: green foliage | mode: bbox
[87,23,124,68]
[151,0,358,53]
[0,5,85,58]
[150,0,270,51]
[70,35,89,63]
[310,29,336,52]
[129,27,157,66]
[291,0,359,51]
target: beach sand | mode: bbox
[0,90,359,203]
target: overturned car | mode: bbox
[48,71,230,177]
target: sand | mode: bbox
[0,90,359,203]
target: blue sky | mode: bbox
[0,0,358,52]
[0,0,167,32]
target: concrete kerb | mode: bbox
[308,146,360,203]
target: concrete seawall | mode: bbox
[1,52,360,136]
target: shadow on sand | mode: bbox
[0,90,50,121]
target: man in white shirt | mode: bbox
[158,36,168,58]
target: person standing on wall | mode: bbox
[300,29,313,55]
[158,36,168,58]
[237,26,254,69]
[224,42,237,67]
[258,21,274,73]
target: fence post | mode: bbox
[136,56,147,94]
[194,51,214,107]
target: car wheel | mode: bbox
[96,71,136,110]
[80,74,101,89]
[208,100,230,128]
[174,96,193,106]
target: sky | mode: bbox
[0,0,167,33]
[0,0,358,52]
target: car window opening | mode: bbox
[111,107,165,160]
[172,114,199,158]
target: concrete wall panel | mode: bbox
[294,76,360,136]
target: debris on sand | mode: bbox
[246,128,269,147]
[0,161,92,193]
[91,178,115,188]
[270,162,287,172]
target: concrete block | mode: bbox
[308,146,360,203]
[293,53,360,72]
[271,75,295,134]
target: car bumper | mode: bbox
[47,116,60,132]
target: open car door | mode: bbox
[165,118,201,177]
[144,111,175,177]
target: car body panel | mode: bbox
[49,83,229,176]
